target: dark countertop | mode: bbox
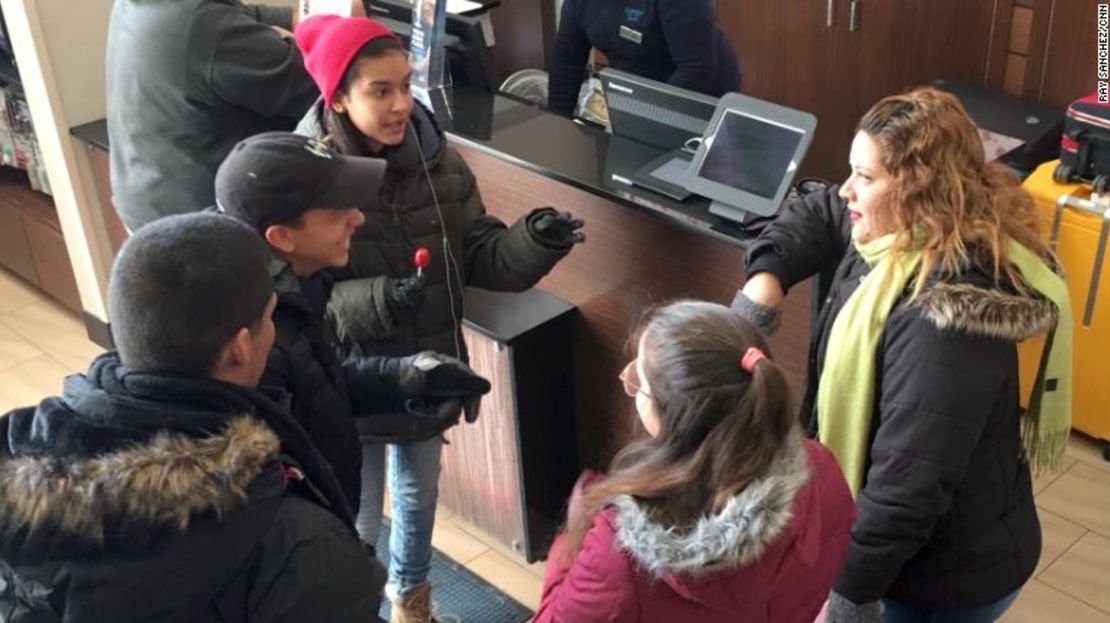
[433,88,755,247]
[931,79,1063,144]
[72,119,108,151]
[463,286,575,343]
[72,87,761,249]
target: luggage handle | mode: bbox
[1053,194,1110,327]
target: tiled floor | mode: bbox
[2,266,1109,620]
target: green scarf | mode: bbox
[817,233,1073,496]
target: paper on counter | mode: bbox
[299,0,353,20]
[977,128,1024,161]
[446,0,482,15]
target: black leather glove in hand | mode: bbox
[353,353,491,442]
[386,272,426,314]
[528,208,585,248]
[355,398,467,443]
[462,395,482,424]
[398,351,491,401]
[730,290,781,336]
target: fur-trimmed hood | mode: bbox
[913,281,1059,342]
[612,434,811,579]
[0,353,299,561]
[0,416,279,555]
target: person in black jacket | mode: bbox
[106,0,366,230]
[292,18,583,620]
[732,88,1074,623]
[0,213,385,621]
[547,0,741,117]
[215,131,493,519]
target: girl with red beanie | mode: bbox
[293,15,582,622]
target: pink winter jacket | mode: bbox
[534,438,855,623]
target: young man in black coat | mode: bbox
[0,213,385,621]
[215,132,492,520]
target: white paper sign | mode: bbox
[446,0,482,14]
[977,128,1024,162]
[298,0,352,20]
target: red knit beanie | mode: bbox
[295,15,401,107]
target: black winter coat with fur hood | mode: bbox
[745,186,1047,611]
[0,353,385,622]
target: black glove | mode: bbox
[462,395,483,424]
[730,290,781,336]
[398,351,491,403]
[386,272,427,314]
[528,208,585,248]
[353,353,491,442]
[407,352,489,424]
[354,399,467,445]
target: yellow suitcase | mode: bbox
[1020,161,1110,457]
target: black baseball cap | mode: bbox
[215,132,386,231]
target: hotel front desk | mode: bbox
[71,89,813,562]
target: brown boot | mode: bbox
[390,582,436,623]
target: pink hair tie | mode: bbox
[740,347,767,373]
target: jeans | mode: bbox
[357,436,443,600]
[882,589,1021,623]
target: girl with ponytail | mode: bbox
[534,300,855,623]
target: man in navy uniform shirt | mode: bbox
[547,0,741,117]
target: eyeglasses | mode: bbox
[619,359,651,398]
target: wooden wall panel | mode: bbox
[456,145,813,467]
[717,0,998,180]
[438,328,527,550]
[1005,53,1028,96]
[716,0,845,180]
[987,1,1019,91]
[488,0,556,84]
[1010,6,1034,55]
[1036,0,1100,106]
[0,205,37,284]
[86,147,128,255]
[24,217,82,312]
[1022,0,1100,107]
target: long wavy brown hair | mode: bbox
[561,301,796,557]
[858,87,1052,294]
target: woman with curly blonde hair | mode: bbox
[732,87,1073,622]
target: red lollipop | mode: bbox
[413,247,431,276]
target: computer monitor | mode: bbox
[684,92,817,221]
[598,68,720,200]
[599,68,718,151]
[365,0,494,90]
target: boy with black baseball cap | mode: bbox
[216,132,491,525]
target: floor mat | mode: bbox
[374,519,535,623]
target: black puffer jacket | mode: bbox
[295,100,571,359]
[261,259,436,514]
[745,187,1047,610]
[0,353,385,622]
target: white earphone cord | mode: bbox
[410,122,464,360]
